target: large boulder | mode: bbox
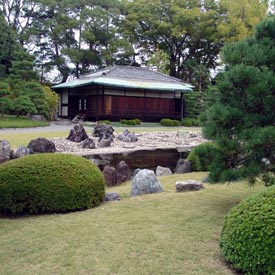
[116,161,131,184]
[174,159,192,174]
[0,140,11,163]
[175,180,204,192]
[12,146,30,159]
[67,124,88,142]
[117,129,138,142]
[156,166,172,177]
[93,124,114,141]
[131,169,163,197]
[103,165,118,187]
[28,138,56,154]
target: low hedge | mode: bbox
[0,154,105,215]
[160,118,180,127]
[220,186,275,275]
[120,119,141,125]
[181,118,200,127]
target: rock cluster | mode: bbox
[52,130,207,156]
[67,124,88,142]
[0,137,56,163]
[117,129,138,142]
[103,161,131,187]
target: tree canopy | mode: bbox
[201,16,275,184]
[0,0,270,86]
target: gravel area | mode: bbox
[52,131,207,156]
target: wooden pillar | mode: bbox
[180,92,184,121]
[96,85,99,122]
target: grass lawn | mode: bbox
[0,115,49,128]
[0,131,70,149]
[0,172,264,275]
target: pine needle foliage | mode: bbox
[201,17,275,184]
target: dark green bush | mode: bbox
[120,119,127,124]
[172,120,181,126]
[181,118,193,127]
[126,119,137,125]
[0,154,105,215]
[191,118,200,126]
[134,118,141,125]
[120,119,141,125]
[160,118,173,126]
[220,186,275,275]
[187,142,218,171]
[160,118,180,127]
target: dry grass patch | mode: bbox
[0,172,264,275]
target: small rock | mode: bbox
[30,114,47,121]
[117,129,138,142]
[175,180,204,192]
[103,165,117,187]
[12,146,30,159]
[81,138,96,149]
[105,192,121,202]
[99,138,112,148]
[116,161,131,184]
[175,159,192,174]
[156,166,172,177]
[0,140,11,163]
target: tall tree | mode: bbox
[200,16,275,184]
[123,0,268,89]
[25,0,130,82]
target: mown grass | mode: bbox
[0,131,70,149]
[0,115,49,128]
[0,172,265,275]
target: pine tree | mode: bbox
[201,17,275,184]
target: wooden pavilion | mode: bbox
[52,65,193,122]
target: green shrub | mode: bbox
[0,154,105,215]
[120,119,127,124]
[120,119,141,125]
[220,186,275,275]
[191,118,200,126]
[181,118,193,127]
[187,142,218,171]
[160,118,180,127]
[172,120,181,126]
[126,119,137,125]
[134,118,141,125]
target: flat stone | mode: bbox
[105,192,121,201]
[175,180,204,192]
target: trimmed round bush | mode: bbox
[220,186,275,275]
[160,118,172,126]
[0,153,105,215]
[181,118,193,127]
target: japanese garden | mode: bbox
[0,1,275,274]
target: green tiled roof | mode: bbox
[52,65,194,92]
[52,76,193,91]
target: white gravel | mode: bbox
[52,131,207,156]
